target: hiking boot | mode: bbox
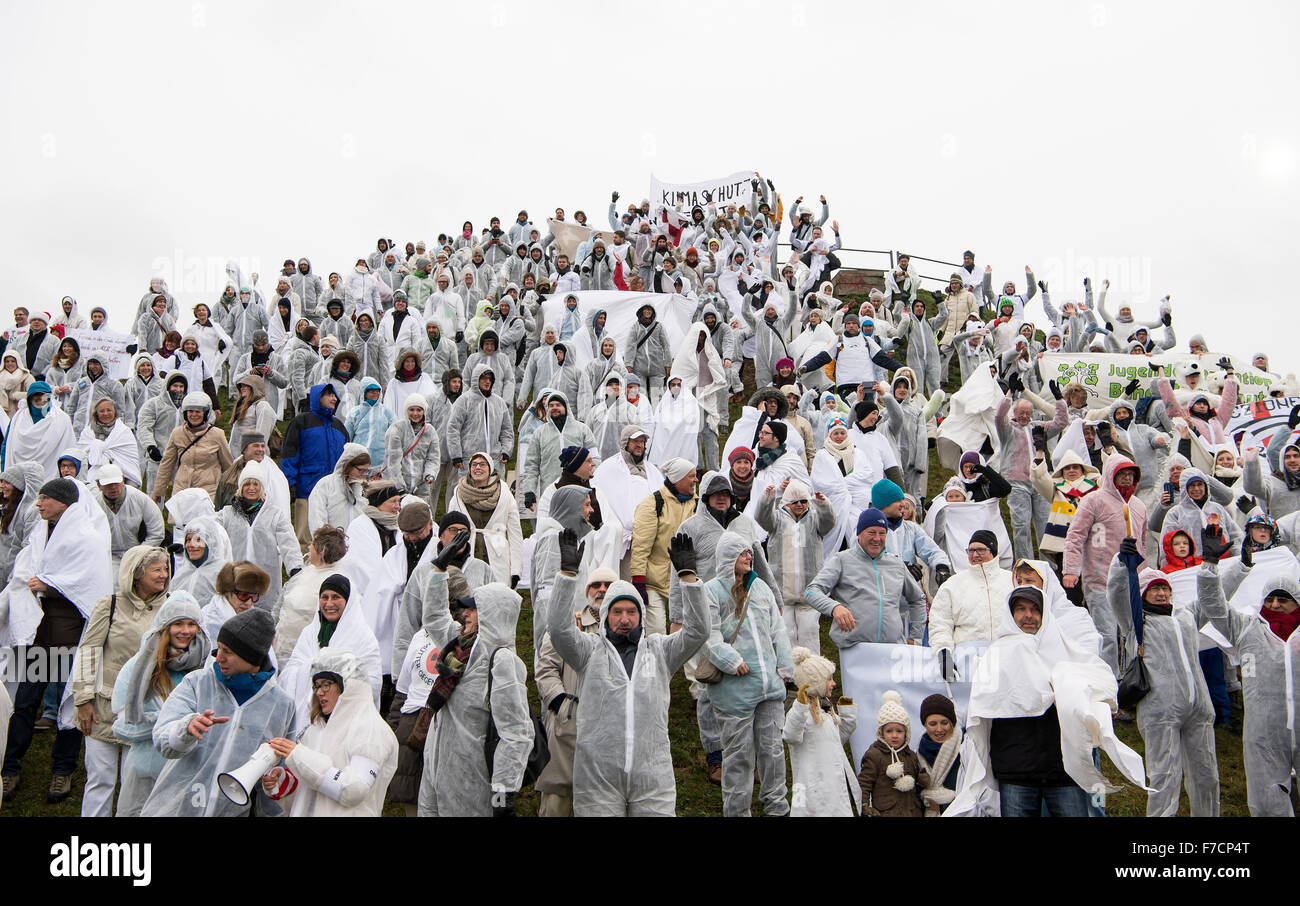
[47,774,72,804]
[1,775,17,803]
[34,716,55,730]
[706,763,722,785]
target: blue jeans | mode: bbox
[999,782,1090,817]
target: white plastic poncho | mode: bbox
[279,582,383,727]
[945,587,1149,817]
[277,648,398,817]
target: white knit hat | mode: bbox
[792,647,835,692]
[877,690,910,740]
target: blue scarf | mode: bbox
[213,660,274,706]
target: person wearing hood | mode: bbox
[141,607,299,817]
[133,372,188,494]
[447,363,514,483]
[1151,466,1240,565]
[233,329,290,417]
[261,647,398,817]
[624,302,670,406]
[1243,436,1300,519]
[702,530,793,817]
[171,514,233,607]
[0,350,36,417]
[756,478,836,654]
[91,464,164,583]
[463,327,517,405]
[109,590,210,816]
[1063,457,1148,676]
[547,529,707,815]
[0,462,46,582]
[122,353,163,429]
[346,311,390,387]
[68,544,171,815]
[217,460,303,614]
[410,568,532,818]
[517,324,562,407]
[805,507,927,648]
[928,530,1014,674]
[282,383,350,545]
[1102,548,1222,816]
[152,392,233,505]
[45,336,82,410]
[1197,525,1300,815]
[279,574,382,730]
[585,370,641,460]
[519,389,597,511]
[1,383,76,480]
[228,373,276,455]
[64,351,126,435]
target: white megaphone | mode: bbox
[218,743,278,806]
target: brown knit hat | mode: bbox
[215,561,272,596]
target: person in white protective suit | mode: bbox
[261,647,398,817]
[171,515,233,612]
[1105,552,1219,817]
[545,529,709,816]
[217,460,303,615]
[110,590,211,816]
[142,607,300,817]
[703,531,793,817]
[418,581,534,817]
[946,585,1148,817]
[279,574,382,727]
[1196,525,1300,816]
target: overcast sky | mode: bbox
[3,1,1296,365]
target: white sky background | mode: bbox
[2,1,1297,365]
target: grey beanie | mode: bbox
[217,608,276,669]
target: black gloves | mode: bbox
[492,791,516,817]
[1119,537,1140,558]
[611,190,620,203]
[1123,378,1140,396]
[147,445,163,462]
[433,530,469,571]
[523,492,536,509]
[1161,312,1171,327]
[1007,372,1023,393]
[558,528,584,574]
[1236,494,1255,515]
[1048,379,1062,401]
[547,693,576,714]
[1201,524,1231,563]
[1031,424,1047,453]
[669,532,697,575]
[933,564,952,587]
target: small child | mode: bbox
[915,693,962,816]
[857,690,929,817]
[782,647,858,817]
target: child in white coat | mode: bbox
[782,647,859,816]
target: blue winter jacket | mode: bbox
[281,383,349,496]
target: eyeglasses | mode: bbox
[312,679,338,692]
[234,591,260,602]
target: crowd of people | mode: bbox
[1,173,1298,818]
